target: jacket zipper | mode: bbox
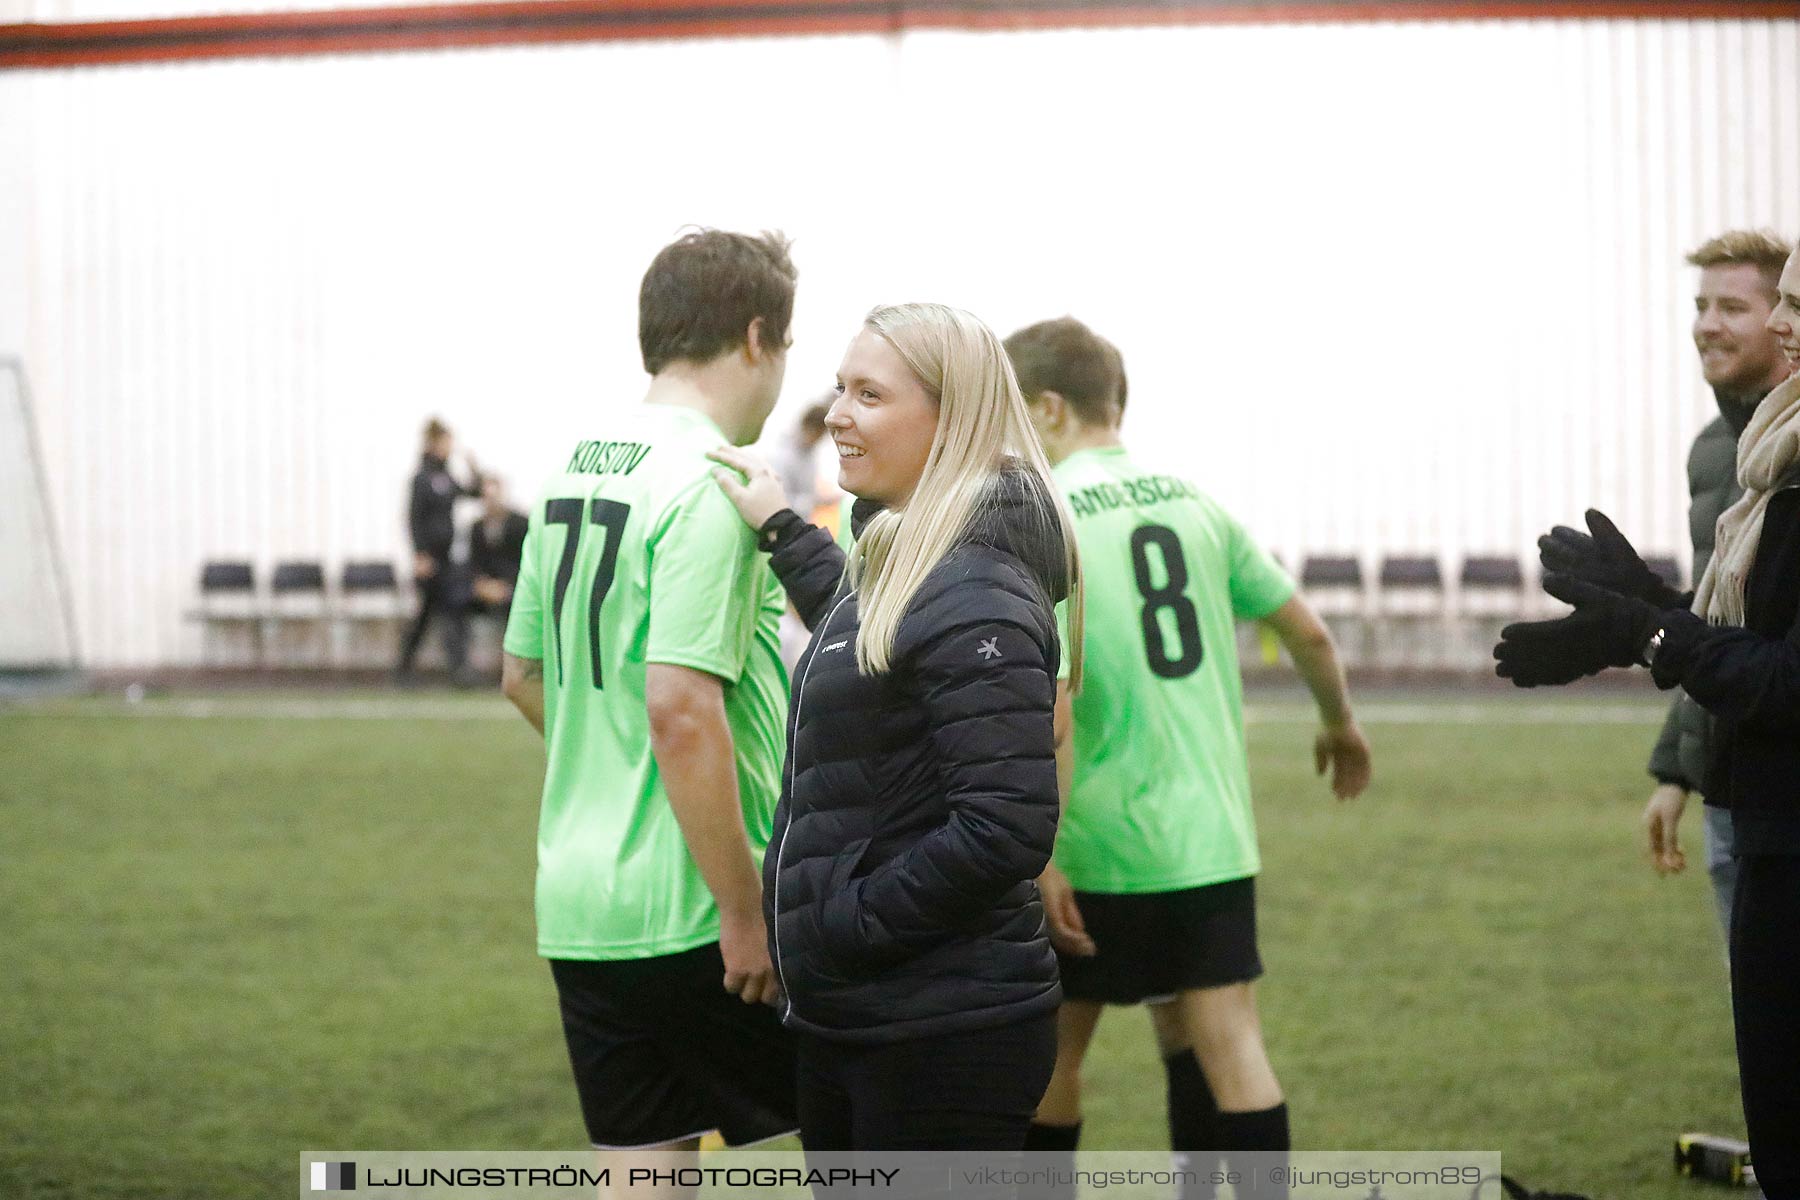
[773,591,856,1022]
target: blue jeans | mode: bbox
[1704,803,1738,944]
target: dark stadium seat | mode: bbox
[1376,556,1446,666]
[267,560,329,665]
[1300,555,1364,589]
[191,560,261,666]
[335,560,405,668]
[1458,555,1525,591]
[271,561,326,594]
[201,560,255,594]
[340,560,398,593]
[1457,554,1529,667]
[1379,555,1442,589]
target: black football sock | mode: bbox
[1023,1120,1081,1200]
[1218,1103,1290,1200]
[1024,1120,1082,1152]
[1164,1051,1223,1200]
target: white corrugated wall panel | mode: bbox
[1,19,1795,668]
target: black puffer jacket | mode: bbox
[758,473,1066,1044]
[1652,459,1800,854]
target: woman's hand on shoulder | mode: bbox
[707,446,789,531]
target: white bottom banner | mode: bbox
[300,1150,1503,1199]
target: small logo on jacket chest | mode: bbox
[822,639,849,654]
[977,638,1002,660]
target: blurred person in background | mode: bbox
[468,475,529,619]
[499,229,800,1190]
[766,397,836,515]
[763,397,840,670]
[1496,242,1800,1200]
[1635,230,1794,937]
[709,302,1080,1163]
[1005,318,1370,1200]
[398,417,482,682]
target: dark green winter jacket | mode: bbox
[1645,388,1766,792]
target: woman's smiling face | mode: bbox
[826,327,940,507]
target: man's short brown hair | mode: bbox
[1686,229,1792,294]
[638,229,797,375]
[1003,317,1125,427]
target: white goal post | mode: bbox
[0,356,80,679]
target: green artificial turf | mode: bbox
[0,693,1743,1199]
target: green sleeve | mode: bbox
[1053,598,1072,682]
[644,480,760,680]
[836,493,857,551]
[1226,512,1295,621]
[502,517,546,660]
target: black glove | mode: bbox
[1494,573,1664,687]
[1537,509,1683,609]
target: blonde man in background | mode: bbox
[1633,230,1794,935]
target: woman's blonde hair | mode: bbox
[846,302,1084,688]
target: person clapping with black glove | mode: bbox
[1492,278,1800,1200]
[1493,572,1670,687]
[1494,509,1696,687]
[1536,508,1688,610]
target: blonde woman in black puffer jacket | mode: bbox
[709,302,1084,1156]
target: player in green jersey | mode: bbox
[1004,318,1372,1198]
[500,230,800,1175]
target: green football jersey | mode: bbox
[836,492,856,550]
[503,404,788,960]
[1051,446,1294,893]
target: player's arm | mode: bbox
[1260,594,1372,800]
[500,519,547,734]
[1053,679,1074,816]
[645,663,777,1006]
[501,652,545,735]
[1039,678,1095,957]
[1642,701,1691,874]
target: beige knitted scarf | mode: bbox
[1693,370,1800,626]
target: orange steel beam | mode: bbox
[3,0,1795,69]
